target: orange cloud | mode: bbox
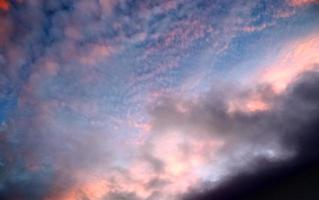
[0,0,9,11]
[45,173,109,200]
[227,94,270,114]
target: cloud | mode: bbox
[0,0,9,11]
[289,0,319,6]
[145,29,319,196]
[134,68,315,199]
[0,1,318,200]
[182,68,319,200]
[104,191,141,200]
[257,33,319,93]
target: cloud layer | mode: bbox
[0,0,318,200]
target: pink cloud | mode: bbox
[226,33,319,115]
[227,92,271,114]
[44,171,110,200]
[228,33,319,114]
[242,23,273,33]
[0,16,12,46]
[99,0,117,15]
[289,0,319,6]
[258,33,319,93]
[77,43,114,66]
[41,128,224,200]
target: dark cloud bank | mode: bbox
[175,69,319,200]
[144,67,319,200]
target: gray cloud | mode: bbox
[146,67,319,199]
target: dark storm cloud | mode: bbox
[154,68,319,199]
[149,67,319,146]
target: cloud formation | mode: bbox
[258,34,319,93]
[182,67,319,199]
[0,0,318,200]
[289,0,319,6]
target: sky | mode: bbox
[0,0,319,200]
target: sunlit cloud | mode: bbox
[259,33,319,93]
[289,0,319,6]
[0,0,318,200]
